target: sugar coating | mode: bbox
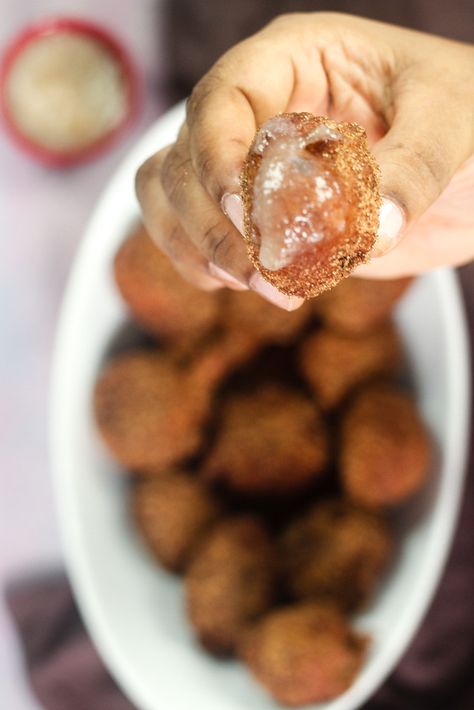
[5,33,127,152]
[240,113,381,298]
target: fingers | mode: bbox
[136,150,225,291]
[136,139,304,310]
[186,80,256,203]
[186,48,286,202]
[372,71,473,256]
[185,29,312,205]
[356,153,474,277]
[156,130,255,286]
[137,18,333,310]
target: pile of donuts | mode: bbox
[94,115,431,707]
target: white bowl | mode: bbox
[50,102,471,710]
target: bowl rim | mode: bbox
[0,16,140,166]
[49,104,472,710]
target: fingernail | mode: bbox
[175,263,224,291]
[259,238,288,272]
[221,193,244,234]
[249,273,304,311]
[208,263,248,290]
[200,280,226,291]
[373,197,405,257]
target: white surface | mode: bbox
[0,2,165,708]
[50,103,471,710]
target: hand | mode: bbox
[136,12,474,308]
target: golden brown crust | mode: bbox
[313,276,413,335]
[185,516,276,655]
[202,383,329,494]
[223,289,312,346]
[239,602,368,706]
[94,326,261,472]
[340,383,432,507]
[93,349,219,471]
[279,499,393,611]
[114,224,221,346]
[131,471,221,572]
[299,321,403,409]
[240,113,380,298]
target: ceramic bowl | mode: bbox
[50,103,471,710]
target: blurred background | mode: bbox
[1,1,473,709]
[0,3,166,707]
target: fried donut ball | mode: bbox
[94,341,244,471]
[185,516,276,655]
[279,500,392,611]
[202,384,329,494]
[240,602,368,706]
[223,289,312,346]
[131,471,221,572]
[313,276,413,335]
[299,321,403,409]
[240,113,380,298]
[114,224,220,345]
[340,384,432,507]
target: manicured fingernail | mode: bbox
[176,264,224,291]
[200,280,225,291]
[259,238,288,271]
[221,193,244,234]
[208,262,248,290]
[373,197,405,257]
[249,273,304,311]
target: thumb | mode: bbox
[372,85,472,256]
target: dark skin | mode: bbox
[136,13,474,309]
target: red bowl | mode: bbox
[0,17,140,166]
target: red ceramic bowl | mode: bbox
[0,17,140,166]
